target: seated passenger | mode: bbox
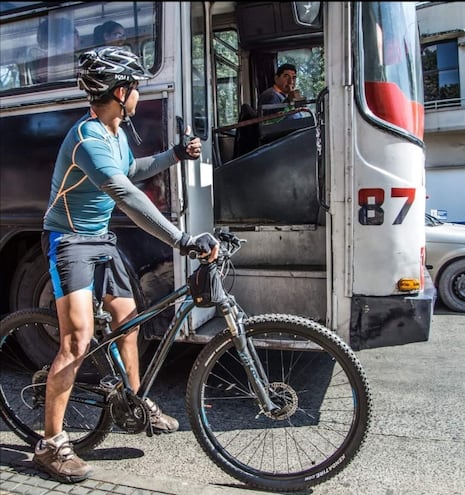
[93,21,126,47]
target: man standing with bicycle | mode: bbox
[34,46,218,483]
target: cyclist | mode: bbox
[34,46,218,483]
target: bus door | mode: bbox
[209,1,328,325]
[177,2,216,335]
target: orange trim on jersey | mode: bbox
[43,116,99,232]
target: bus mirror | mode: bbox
[292,2,321,27]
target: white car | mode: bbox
[425,213,465,312]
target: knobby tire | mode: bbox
[186,313,372,492]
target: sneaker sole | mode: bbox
[151,427,179,434]
[33,456,93,484]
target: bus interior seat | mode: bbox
[233,103,259,158]
[0,64,21,89]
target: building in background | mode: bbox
[417,1,465,223]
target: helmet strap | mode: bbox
[123,117,143,146]
[112,86,143,145]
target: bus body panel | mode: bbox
[352,113,427,295]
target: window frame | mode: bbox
[421,38,460,108]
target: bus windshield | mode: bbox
[358,2,424,141]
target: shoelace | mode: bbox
[145,399,162,419]
[52,441,75,461]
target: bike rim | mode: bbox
[197,325,368,484]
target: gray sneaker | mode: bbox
[33,431,93,483]
[145,398,179,434]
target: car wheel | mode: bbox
[437,259,465,313]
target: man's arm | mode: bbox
[101,173,184,247]
[128,149,178,182]
[102,174,219,260]
[129,137,202,182]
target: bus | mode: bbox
[0,1,435,362]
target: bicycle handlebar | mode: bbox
[187,228,246,263]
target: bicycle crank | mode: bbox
[108,393,148,434]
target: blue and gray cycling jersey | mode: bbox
[44,111,184,248]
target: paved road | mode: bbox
[1,305,464,494]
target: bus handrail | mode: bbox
[213,106,315,134]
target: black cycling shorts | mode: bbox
[41,230,133,300]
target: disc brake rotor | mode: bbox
[265,381,298,420]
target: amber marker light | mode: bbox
[397,278,421,291]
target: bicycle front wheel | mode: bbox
[186,314,372,492]
[0,308,113,453]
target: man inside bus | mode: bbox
[34,46,219,483]
[258,63,305,116]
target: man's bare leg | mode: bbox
[103,295,179,433]
[44,289,94,438]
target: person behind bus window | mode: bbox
[93,20,126,47]
[32,17,80,83]
[33,46,219,483]
[258,63,305,115]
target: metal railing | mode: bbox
[424,97,464,111]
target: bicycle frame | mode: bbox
[86,278,279,415]
[87,284,193,396]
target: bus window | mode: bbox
[213,29,239,127]
[358,2,424,141]
[277,46,325,105]
[32,15,80,83]
[191,2,208,139]
[0,1,160,93]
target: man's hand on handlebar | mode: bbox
[179,232,219,263]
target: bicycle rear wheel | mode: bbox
[186,314,372,492]
[0,308,113,453]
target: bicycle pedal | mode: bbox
[100,375,121,391]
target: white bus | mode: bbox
[0,1,434,357]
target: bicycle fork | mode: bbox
[219,298,279,415]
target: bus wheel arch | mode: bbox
[10,242,54,312]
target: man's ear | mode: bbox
[114,86,125,99]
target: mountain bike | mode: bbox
[0,228,372,492]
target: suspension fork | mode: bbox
[219,298,278,413]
